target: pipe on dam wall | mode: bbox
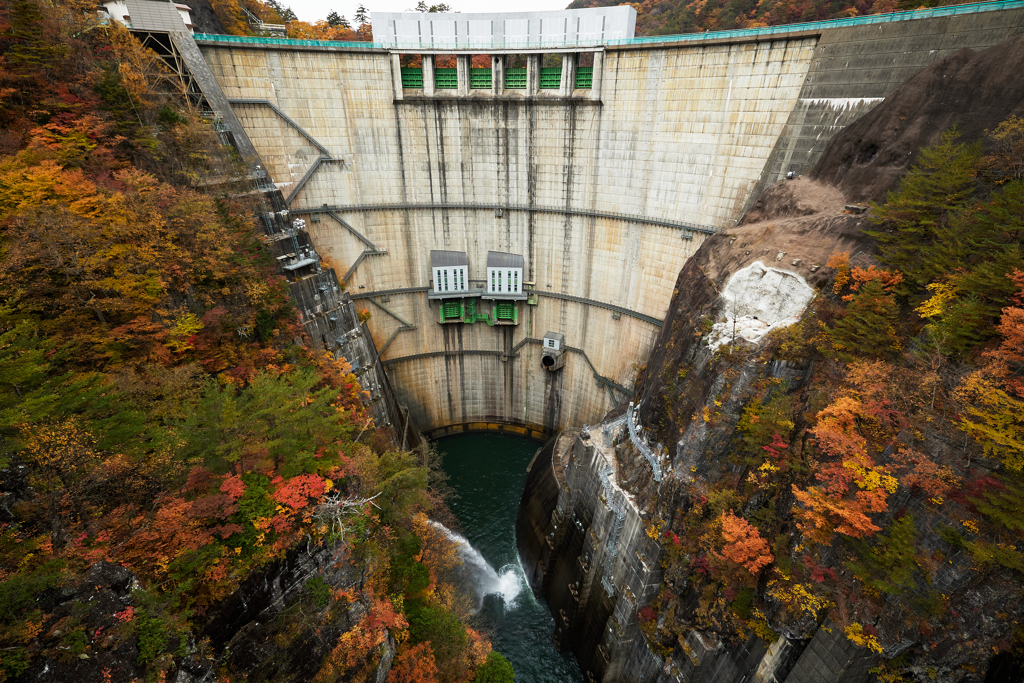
[198,5,1024,437]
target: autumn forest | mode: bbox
[0,0,515,681]
[2,0,1024,681]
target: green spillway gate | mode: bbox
[470,68,492,89]
[504,67,526,89]
[401,67,423,89]
[434,68,457,89]
[440,300,463,322]
[539,67,561,89]
[494,302,517,323]
[574,67,593,89]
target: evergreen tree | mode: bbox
[946,179,1024,316]
[830,279,903,359]
[847,515,919,595]
[867,129,982,292]
[266,0,296,23]
[326,9,342,26]
[964,473,1024,573]
[3,0,67,74]
[354,4,369,26]
[475,652,516,683]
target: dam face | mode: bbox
[196,4,1024,437]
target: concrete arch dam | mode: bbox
[196,4,1024,437]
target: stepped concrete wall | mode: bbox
[198,6,1024,435]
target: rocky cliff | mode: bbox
[519,32,1024,683]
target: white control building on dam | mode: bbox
[126,0,1024,439]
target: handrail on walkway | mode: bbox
[194,1,1024,51]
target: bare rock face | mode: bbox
[200,542,377,683]
[12,562,216,683]
[811,33,1024,203]
[636,177,872,453]
[184,0,227,35]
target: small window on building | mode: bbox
[514,271,518,292]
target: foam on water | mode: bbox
[429,521,524,608]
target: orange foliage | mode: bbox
[316,595,408,683]
[827,251,851,294]
[388,642,439,683]
[985,269,1024,398]
[891,448,959,499]
[271,473,327,510]
[826,252,904,300]
[792,362,902,544]
[843,265,904,301]
[717,511,773,574]
[791,484,890,544]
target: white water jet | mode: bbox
[429,521,524,609]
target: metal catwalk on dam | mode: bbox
[189,2,1024,436]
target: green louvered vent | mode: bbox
[401,67,423,89]
[442,301,462,319]
[434,68,457,89]
[575,67,593,89]
[495,303,516,320]
[470,68,492,89]
[504,67,526,89]
[539,67,561,89]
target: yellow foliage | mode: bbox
[954,371,1024,470]
[844,461,899,493]
[766,581,833,622]
[749,609,778,642]
[245,279,271,307]
[845,623,883,653]
[20,418,101,493]
[166,312,203,352]
[646,520,665,540]
[915,282,959,319]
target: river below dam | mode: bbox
[436,433,583,683]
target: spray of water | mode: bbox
[429,521,523,608]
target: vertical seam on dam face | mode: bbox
[197,8,1024,434]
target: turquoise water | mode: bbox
[436,433,583,683]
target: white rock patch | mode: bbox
[708,261,814,350]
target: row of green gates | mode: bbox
[401,66,593,90]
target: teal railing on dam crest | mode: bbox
[194,0,1024,51]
